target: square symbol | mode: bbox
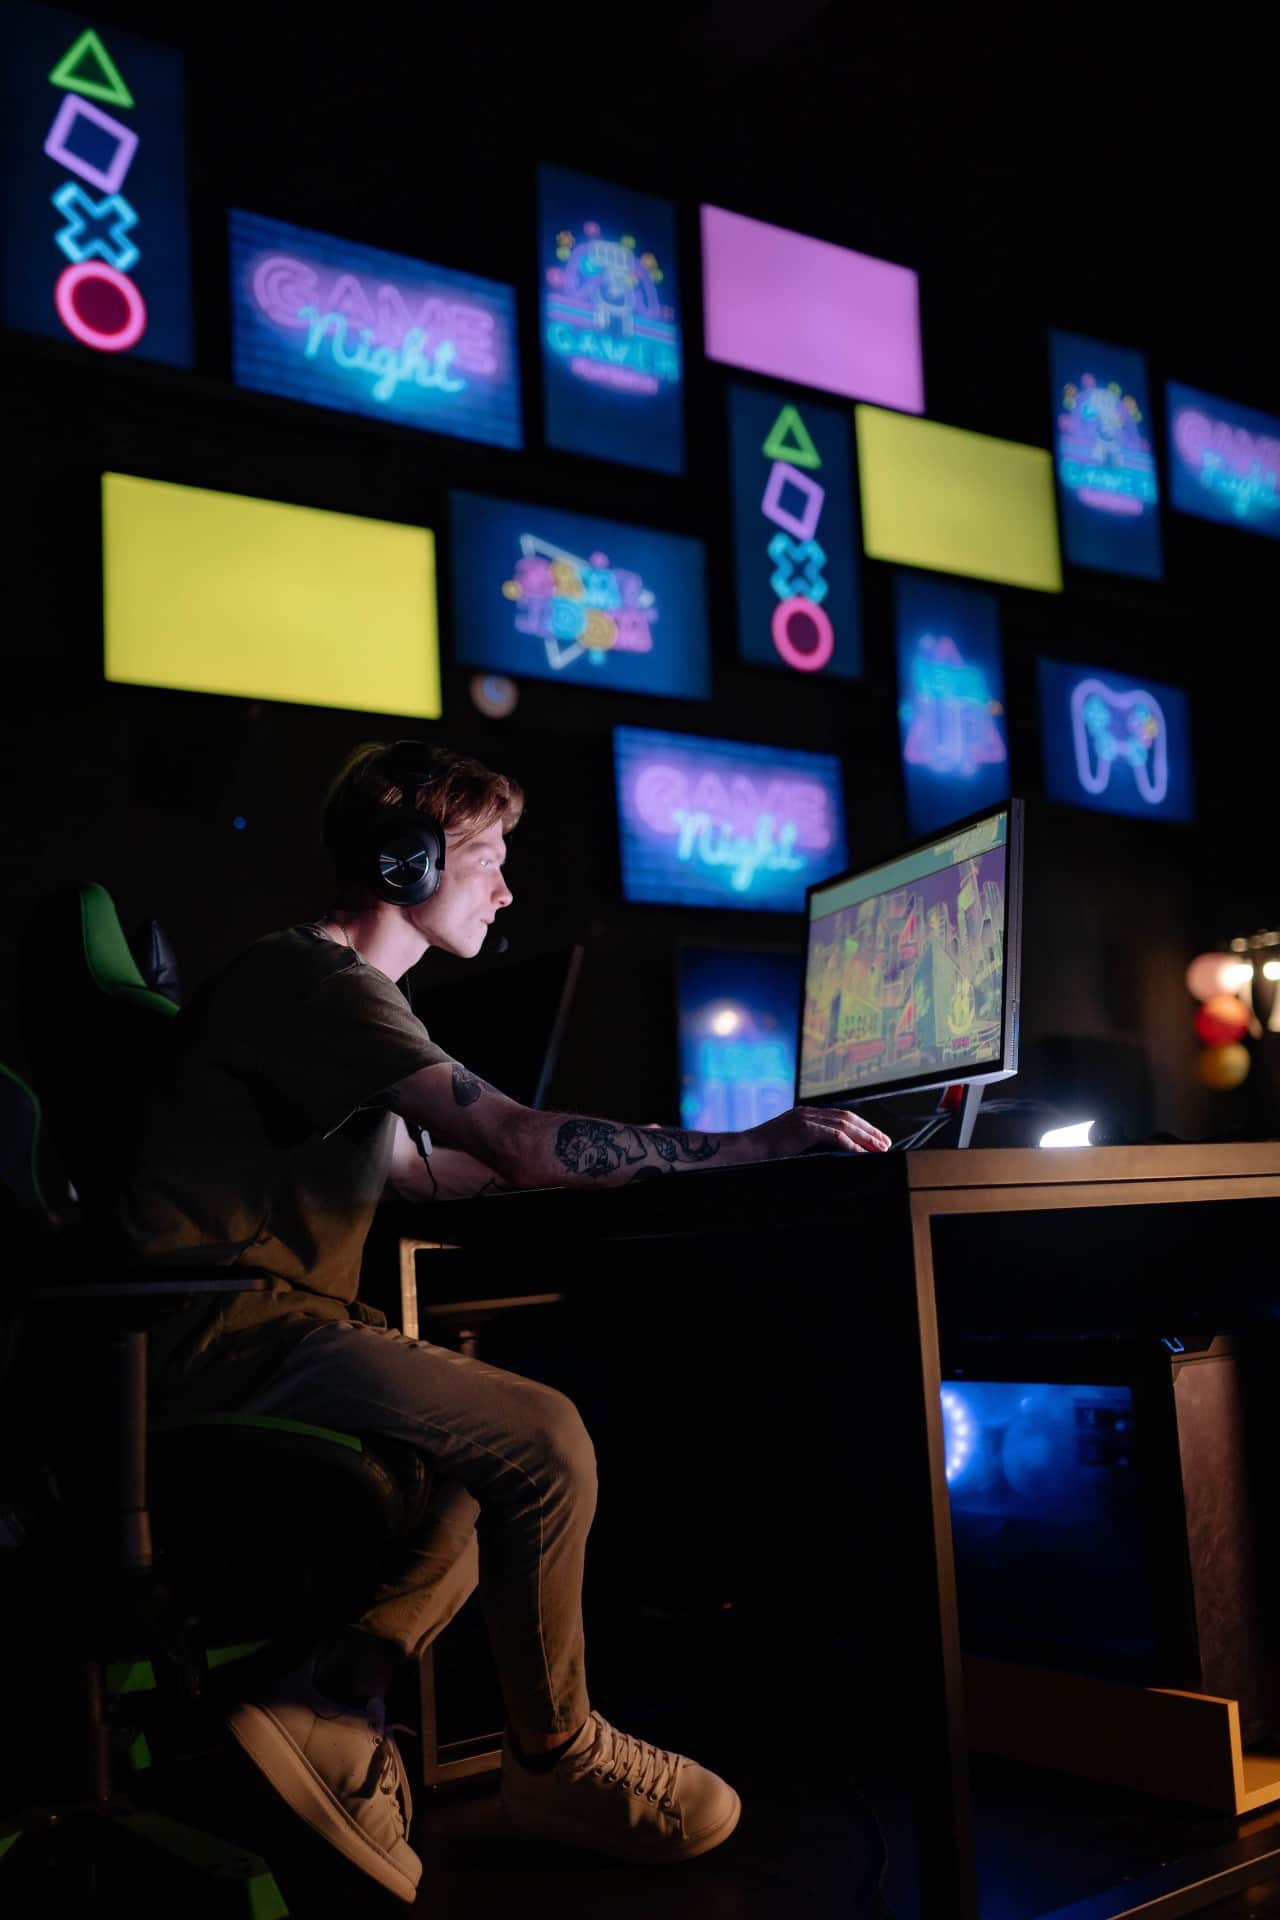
[44,94,139,196]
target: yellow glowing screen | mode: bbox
[102,473,441,718]
[855,407,1062,593]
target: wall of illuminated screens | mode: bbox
[895,572,1008,837]
[538,165,683,474]
[677,948,800,1131]
[1165,381,1280,540]
[1049,330,1162,580]
[449,493,709,699]
[1,0,191,364]
[230,210,522,448]
[728,383,862,680]
[614,726,848,913]
[102,473,440,719]
[1037,656,1192,824]
[701,204,923,412]
[857,406,1062,593]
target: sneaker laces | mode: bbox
[591,1715,681,1808]
[364,1698,415,1832]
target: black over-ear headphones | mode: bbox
[369,741,446,906]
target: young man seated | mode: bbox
[118,739,889,1904]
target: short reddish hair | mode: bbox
[322,741,523,891]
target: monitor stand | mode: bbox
[938,1080,985,1149]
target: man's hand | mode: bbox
[746,1106,891,1157]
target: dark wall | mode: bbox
[2,4,1276,1146]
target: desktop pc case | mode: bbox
[942,1335,1277,1745]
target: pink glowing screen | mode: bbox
[700,206,923,413]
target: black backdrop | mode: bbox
[2,1,1277,1146]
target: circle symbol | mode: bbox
[54,260,146,352]
[770,596,834,673]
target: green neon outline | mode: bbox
[761,403,822,471]
[48,29,135,110]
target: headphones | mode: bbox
[368,741,446,906]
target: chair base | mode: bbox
[0,1801,288,1919]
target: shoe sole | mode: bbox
[504,1786,742,1863]
[227,1700,421,1905]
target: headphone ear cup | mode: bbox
[375,820,444,905]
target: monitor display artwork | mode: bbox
[856,406,1062,593]
[895,572,1009,837]
[229,210,522,449]
[1037,657,1193,823]
[1,0,192,364]
[102,473,440,719]
[450,493,709,699]
[701,205,923,413]
[798,804,1021,1104]
[677,948,801,1132]
[1049,331,1162,579]
[539,165,683,474]
[1166,380,1280,539]
[614,727,848,913]
[728,383,862,680]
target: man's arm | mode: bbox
[385,1114,510,1202]
[387,1059,890,1192]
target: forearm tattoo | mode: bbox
[553,1119,722,1180]
[450,1062,495,1107]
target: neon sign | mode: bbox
[1,3,192,364]
[894,573,1009,837]
[1166,381,1280,538]
[538,165,684,474]
[229,211,522,448]
[728,385,862,680]
[1038,657,1193,823]
[451,494,709,700]
[1048,331,1162,580]
[677,949,801,1132]
[614,727,848,912]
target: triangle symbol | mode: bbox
[761,403,821,470]
[49,30,134,110]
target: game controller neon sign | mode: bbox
[902,634,1007,778]
[632,760,832,893]
[251,254,500,409]
[503,534,657,674]
[1172,406,1280,524]
[757,404,833,672]
[1070,676,1167,806]
[40,28,146,352]
[1057,372,1157,517]
[544,220,680,397]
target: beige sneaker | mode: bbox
[502,1711,741,1863]
[227,1661,421,1904]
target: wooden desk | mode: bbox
[409,1143,1280,1918]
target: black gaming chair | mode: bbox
[2,884,438,1914]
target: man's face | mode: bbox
[408,825,512,958]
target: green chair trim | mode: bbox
[115,1810,290,1920]
[152,1410,364,1453]
[0,1059,48,1216]
[79,881,178,1018]
[107,1641,270,1698]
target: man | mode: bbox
[120,739,890,1905]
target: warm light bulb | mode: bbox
[1264,961,1280,982]
[1224,963,1254,990]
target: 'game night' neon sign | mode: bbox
[615,728,848,912]
[1166,381,1280,539]
[230,211,522,449]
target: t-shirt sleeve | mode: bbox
[263,959,452,1139]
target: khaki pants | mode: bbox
[230,1319,596,1743]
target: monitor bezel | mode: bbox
[795,796,1024,1109]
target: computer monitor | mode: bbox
[416,945,584,1110]
[796,800,1022,1111]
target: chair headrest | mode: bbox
[77,883,178,1017]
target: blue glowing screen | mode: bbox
[229,210,522,449]
[894,571,1009,838]
[449,494,709,699]
[728,382,862,680]
[1038,656,1193,823]
[614,726,848,913]
[539,164,683,474]
[1166,380,1280,539]
[943,1379,1157,1667]
[1049,330,1162,579]
[678,948,801,1131]
[0,0,192,365]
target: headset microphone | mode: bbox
[492,934,510,954]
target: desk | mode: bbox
[407,1143,1280,1918]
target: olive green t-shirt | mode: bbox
[118,926,449,1408]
